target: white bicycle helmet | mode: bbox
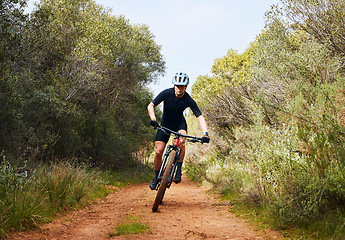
[172,72,189,85]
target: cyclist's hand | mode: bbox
[202,135,210,143]
[150,120,159,128]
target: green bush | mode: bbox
[189,2,345,237]
[1,0,164,167]
[0,158,105,237]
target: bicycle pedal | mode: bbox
[155,182,161,191]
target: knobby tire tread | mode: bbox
[152,150,176,212]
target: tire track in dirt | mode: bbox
[8,176,283,240]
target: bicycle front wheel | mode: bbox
[152,150,176,212]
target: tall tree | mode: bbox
[192,44,256,130]
[0,0,27,154]
[282,0,345,58]
[1,0,165,165]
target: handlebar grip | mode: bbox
[202,136,210,143]
[150,120,159,128]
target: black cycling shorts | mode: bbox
[155,120,187,144]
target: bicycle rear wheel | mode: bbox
[152,150,176,212]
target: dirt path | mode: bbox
[8,176,284,240]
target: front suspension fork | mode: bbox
[157,145,181,188]
[167,147,181,186]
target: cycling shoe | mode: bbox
[173,171,182,183]
[149,177,158,190]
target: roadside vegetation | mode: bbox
[2,0,345,239]
[187,0,345,239]
[0,156,152,238]
[108,215,151,237]
[1,0,163,168]
[1,0,159,238]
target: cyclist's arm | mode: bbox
[197,115,208,135]
[147,102,157,121]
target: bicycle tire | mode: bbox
[160,188,166,204]
[152,150,176,212]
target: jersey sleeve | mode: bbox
[152,88,169,106]
[189,98,202,118]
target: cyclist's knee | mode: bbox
[178,129,187,135]
[155,149,164,157]
[155,141,165,156]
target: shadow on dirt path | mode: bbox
[8,175,284,240]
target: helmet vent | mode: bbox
[172,72,189,85]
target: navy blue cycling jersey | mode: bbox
[152,88,202,128]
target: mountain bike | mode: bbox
[151,124,207,212]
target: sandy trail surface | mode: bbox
[8,176,283,240]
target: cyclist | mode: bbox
[147,72,210,190]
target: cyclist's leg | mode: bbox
[174,129,186,183]
[150,129,169,190]
[177,129,187,163]
[175,118,188,163]
[153,129,170,171]
[149,141,166,190]
[154,141,166,171]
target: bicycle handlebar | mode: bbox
[154,124,205,144]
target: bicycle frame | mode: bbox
[156,135,182,189]
[152,124,204,212]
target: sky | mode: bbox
[26,0,279,95]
